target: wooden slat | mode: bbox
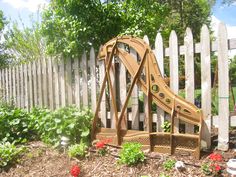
[0,69,2,100]
[59,59,66,107]
[9,67,12,104]
[130,47,139,130]
[48,57,54,109]
[24,64,29,110]
[1,69,5,101]
[53,59,60,109]
[74,58,80,109]
[99,60,107,127]
[5,68,9,103]
[109,59,116,129]
[37,60,43,107]
[90,47,97,113]
[16,66,20,107]
[66,58,73,105]
[28,63,33,109]
[217,23,229,151]
[169,30,179,133]
[119,44,127,130]
[42,58,48,107]
[32,61,38,106]
[154,33,165,132]
[200,25,211,149]
[20,65,24,108]
[184,27,194,133]
[81,52,88,107]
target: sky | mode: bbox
[0,0,236,45]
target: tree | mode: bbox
[41,0,212,57]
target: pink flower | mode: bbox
[70,165,80,177]
[209,153,222,161]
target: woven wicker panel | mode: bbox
[151,134,170,147]
[123,135,150,145]
[173,136,198,150]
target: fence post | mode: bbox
[200,25,212,149]
[218,22,229,151]
[184,27,195,133]
[90,47,97,113]
[81,52,88,107]
[154,33,165,132]
[169,30,179,133]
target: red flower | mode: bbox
[214,164,221,171]
[95,141,105,149]
[70,165,80,177]
[209,153,222,161]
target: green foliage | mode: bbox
[37,106,93,146]
[201,163,212,175]
[41,0,211,57]
[0,142,25,168]
[119,142,145,166]
[161,121,171,132]
[0,104,31,144]
[163,159,176,171]
[68,142,88,158]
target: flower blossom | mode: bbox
[70,165,80,177]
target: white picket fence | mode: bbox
[0,23,235,150]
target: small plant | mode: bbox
[95,139,111,156]
[70,165,80,177]
[161,121,171,132]
[68,142,88,158]
[0,142,25,168]
[163,159,176,171]
[119,142,145,166]
[201,153,222,176]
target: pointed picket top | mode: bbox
[143,35,150,45]
[155,33,164,76]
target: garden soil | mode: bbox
[0,130,236,177]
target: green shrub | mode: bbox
[0,104,31,144]
[119,142,145,166]
[0,142,25,168]
[68,142,88,158]
[163,159,176,171]
[161,121,171,132]
[38,106,93,146]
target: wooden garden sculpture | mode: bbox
[91,36,203,159]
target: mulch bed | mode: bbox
[0,130,236,177]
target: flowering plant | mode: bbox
[70,165,80,177]
[95,139,111,156]
[201,153,222,176]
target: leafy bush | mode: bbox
[161,121,171,132]
[163,159,176,171]
[0,142,25,168]
[119,142,145,166]
[38,106,93,146]
[0,104,31,144]
[68,142,88,158]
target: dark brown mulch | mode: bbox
[0,130,235,177]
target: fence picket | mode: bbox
[90,47,97,113]
[42,58,48,107]
[12,67,16,105]
[24,64,29,110]
[0,69,2,99]
[16,66,20,107]
[59,59,66,107]
[130,48,139,130]
[184,27,195,133]
[5,68,9,103]
[66,58,73,105]
[218,23,229,151]
[169,31,179,133]
[48,57,54,109]
[32,61,38,106]
[154,33,165,132]
[74,58,81,109]
[28,63,33,109]
[53,59,60,109]
[200,25,211,148]
[2,69,5,101]
[20,65,24,108]
[9,68,12,104]
[37,60,43,107]
[81,52,88,107]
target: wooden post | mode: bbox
[184,27,195,133]
[81,52,88,107]
[90,47,97,113]
[169,31,179,133]
[154,33,165,132]
[217,23,229,151]
[130,47,139,130]
[74,58,81,109]
[200,25,211,149]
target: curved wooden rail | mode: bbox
[92,36,203,159]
